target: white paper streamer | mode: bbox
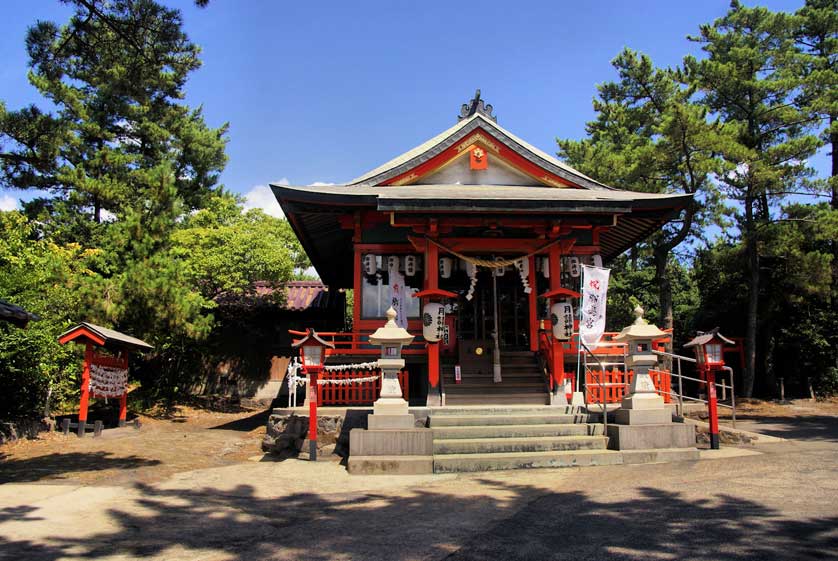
[88,364,128,398]
[317,375,381,385]
[323,361,380,371]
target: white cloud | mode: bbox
[0,194,18,212]
[0,194,19,212]
[309,181,335,186]
[242,184,284,218]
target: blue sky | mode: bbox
[0,0,829,215]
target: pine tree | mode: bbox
[0,0,227,237]
[686,1,821,396]
[558,49,725,344]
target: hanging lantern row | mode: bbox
[362,254,422,277]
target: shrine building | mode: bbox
[272,92,689,407]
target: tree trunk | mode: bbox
[743,193,759,398]
[93,195,101,224]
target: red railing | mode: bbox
[315,369,409,405]
[289,330,427,356]
[585,369,672,404]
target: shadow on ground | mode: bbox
[209,409,270,432]
[0,452,161,484]
[736,414,838,442]
[1,478,836,560]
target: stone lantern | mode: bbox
[612,305,670,424]
[348,307,434,474]
[367,307,415,429]
[605,305,696,456]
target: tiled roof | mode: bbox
[252,281,340,312]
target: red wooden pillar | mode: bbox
[425,237,440,388]
[548,245,564,389]
[309,370,318,460]
[78,344,92,435]
[528,255,538,352]
[706,370,720,450]
[118,354,128,426]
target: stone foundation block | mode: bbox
[606,423,695,451]
[348,455,434,475]
[367,414,415,430]
[349,427,433,457]
[615,408,672,426]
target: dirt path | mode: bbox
[0,406,269,486]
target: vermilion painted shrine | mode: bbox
[272,93,689,408]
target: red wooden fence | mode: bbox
[585,369,671,404]
[316,369,409,405]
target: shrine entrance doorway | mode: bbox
[456,268,531,352]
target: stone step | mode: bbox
[433,449,623,473]
[347,455,433,475]
[430,413,590,426]
[443,394,550,406]
[443,383,547,392]
[431,423,597,440]
[431,405,580,416]
[434,435,608,455]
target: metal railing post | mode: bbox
[724,366,736,428]
[580,341,608,434]
[677,357,684,417]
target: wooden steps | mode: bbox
[442,350,548,406]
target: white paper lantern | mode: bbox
[542,257,551,278]
[551,301,574,341]
[439,257,453,279]
[404,255,418,276]
[422,302,446,342]
[362,254,377,275]
[568,256,581,278]
[592,254,603,268]
[387,255,400,272]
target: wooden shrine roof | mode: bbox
[59,322,153,352]
[348,113,609,190]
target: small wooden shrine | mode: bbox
[273,92,687,406]
[59,322,152,435]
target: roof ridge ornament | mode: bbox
[458,89,497,123]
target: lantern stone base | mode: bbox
[615,408,672,426]
[368,414,415,430]
[348,427,433,474]
[606,423,696,451]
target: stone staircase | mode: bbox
[442,351,549,406]
[429,405,622,473]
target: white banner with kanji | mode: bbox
[579,264,610,347]
[389,264,408,328]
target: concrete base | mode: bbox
[621,447,700,464]
[348,426,434,475]
[349,427,433,456]
[347,455,434,475]
[367,414,416,430]
[570,392,585,406]
[620,393,665,410]
[615,408,672,426]
[606,423,695,451]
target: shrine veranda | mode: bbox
[272,95,689,408]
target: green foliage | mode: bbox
[0,211,95,417]
[0,1,307,417]
[171,196,308,300]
